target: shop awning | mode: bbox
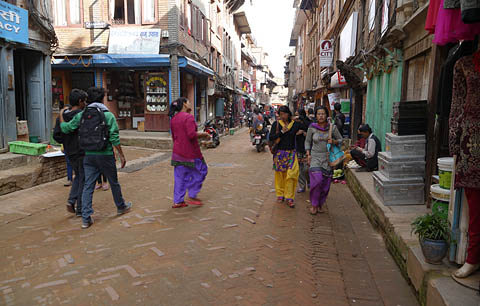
[178,57,214,77]
[52,54,171,69]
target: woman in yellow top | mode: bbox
[268,106,305,208]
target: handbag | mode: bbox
[326,120,345,167]
[268,121,281,154]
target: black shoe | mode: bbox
[117,202,132,215]
[76,207,82,217]
[66,203,76,214]
[81,217,94,229]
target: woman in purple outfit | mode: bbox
[305,106,343,215]
[169,97,211,208]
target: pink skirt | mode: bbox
[433,0,480,45]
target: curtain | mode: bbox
[109,0,115,20]
[135,0,141,24]
[69,0,81,24]
[143,0,155,23]
[53,0,67,26]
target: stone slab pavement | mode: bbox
[0,129,418,305]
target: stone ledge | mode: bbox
[346,168,479,306]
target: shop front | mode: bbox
[0,1,54,148]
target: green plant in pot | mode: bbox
[411,212,451,265]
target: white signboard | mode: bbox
[319,40,333,67]
[108,28,161,54]
[328,92,341,110]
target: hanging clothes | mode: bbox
[444,0,480,24]
[436,40,478,118]
[433,0,480,45]
[449,53,480,189]
[426,0,442,34]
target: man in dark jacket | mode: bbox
[333,103,345,136]
[53,89,87,216]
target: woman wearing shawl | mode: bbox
[269,106,303,208]
[169,97,211,208]
[305,106,343,215]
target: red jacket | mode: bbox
[171,112,203,159]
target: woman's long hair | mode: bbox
[278,105,292,122]
[168,97,188,117]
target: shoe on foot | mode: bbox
[453,263,480,278]
[187,198,203,206]
[276,197,285,203]
[310,206,318,215]
[297,188,305,193]
[287,200,295,208]
[102,183,109,191]
[64,180,72,187]
[117,201,133,215]
[81,217,94,229]
[66,203,76,214]
[172,202,188,208]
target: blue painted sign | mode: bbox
[0,1,28,44]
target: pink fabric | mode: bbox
[170,112,203,159]
[433,0,480,45]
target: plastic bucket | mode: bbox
[437,157,454,189]
[431,184,450,220]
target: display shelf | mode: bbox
[146,92,167,95]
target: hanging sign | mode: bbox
[85,21,109,29]
[0,1,28,45]
[108,28,161,54]
[328,92,341,110]
[330,71,347,88]
[319,40,333,67]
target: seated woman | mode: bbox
[350,124,381,172]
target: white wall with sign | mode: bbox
[319,40,333,67]
[108,28,161,54]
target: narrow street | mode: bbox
[0,129,417,306]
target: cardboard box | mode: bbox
[17,120,29,135]
[17,134,29,142]
[137,121,145,132]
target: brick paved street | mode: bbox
[0,129,417,305]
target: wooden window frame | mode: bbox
[52,0,84,28]
[109,0,159,27]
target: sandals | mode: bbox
[277,197,285,203]
[310,207,318,215]
[172,202,188,208]
[187,198,203,206]
[287,200,295,208]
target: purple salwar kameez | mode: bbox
[309,171,332,208]
[173,157,208,204]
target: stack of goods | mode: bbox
[373,133,426,206]
[430,157,454,220]
[391,101,427,136]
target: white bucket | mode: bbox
[430,184,450,201]
[437,157,454,189]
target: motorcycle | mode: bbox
[252,123,268,152]
[204,119,220,147]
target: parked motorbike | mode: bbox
[252,123,269,152]
[204,120,220,147]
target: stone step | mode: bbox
[120,136,172,150]
[0,152,35,171]
[0,155,66,197]
[427,277,479,306]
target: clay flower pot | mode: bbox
[419,238,448,265]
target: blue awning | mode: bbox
[52,54,171,69]
[178,56,214,77]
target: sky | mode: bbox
[244,0,295,80]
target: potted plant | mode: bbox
[411,212,451,265]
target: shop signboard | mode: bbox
[319,40,333,67]
[85,21,109,29]
[108,28,161,54]
[328,92,341,110]
[0,1,28,45]
[330,71,347,88]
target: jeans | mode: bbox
[67,155,85,213]
[66,156,73,181]
[82,155,126,222]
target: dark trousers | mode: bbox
[351,149,378,170]
[67,155,85,212]
[466,188,480,264]
[82,155,126,222]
